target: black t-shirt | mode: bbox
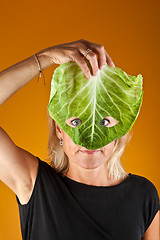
[15,157,160,240]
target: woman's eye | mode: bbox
[100,119,110,126]
[71,119,82,126]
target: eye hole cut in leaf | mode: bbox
[66,116,119,128]
[48,59,144,150]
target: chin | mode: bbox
[78,160,103,169]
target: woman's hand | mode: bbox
[41,39,115,79]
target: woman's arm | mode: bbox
[0,39,115,106]
[0,51,53,106]
[0,39,115,204]
[142,211,159,240]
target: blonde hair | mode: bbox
[45,112,133,181]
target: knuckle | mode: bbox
[98,45,104,50]
[80,61,86,66]
[78,59,85,65]
[77,41,84,48]
[79,39,85,43]
[86,68,91,73]
[88,51,96,59]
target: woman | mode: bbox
[0,39,159,240]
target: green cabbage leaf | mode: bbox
[48,60,143,150]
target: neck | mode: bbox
[64,161,122,187]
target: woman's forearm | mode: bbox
[0,40,115,106]
[0,50,54,106]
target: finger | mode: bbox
[89,45,107,70]
[79,49,99,76]
[72,50,91,79]
[80,39,115,69]
[105,49,115,68]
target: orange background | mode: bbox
[0,0,160,239]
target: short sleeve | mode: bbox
[143,180,160,233]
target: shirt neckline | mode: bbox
[61,173,132,189]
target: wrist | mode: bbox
[35,48,55,72]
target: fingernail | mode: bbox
[87,73,91,79]
[100,65,105,70]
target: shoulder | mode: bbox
[36,158,60,179]
[130,173,160,208]
[130,173,158,190]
